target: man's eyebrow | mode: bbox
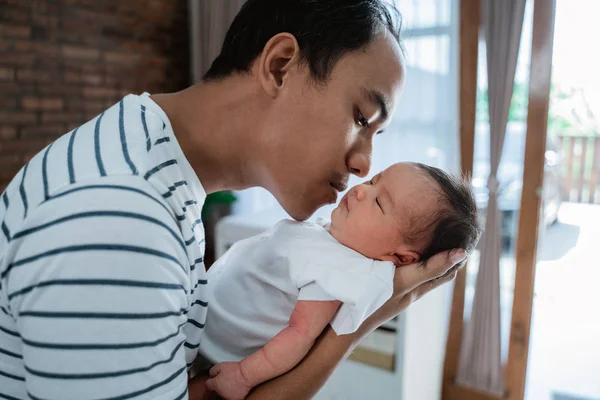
[362,88,390,122]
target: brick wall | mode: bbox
[0,0,190,191]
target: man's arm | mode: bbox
[206,300,340,398]
[247,250,466,399]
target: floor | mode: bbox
[526,202,600,400]
[463,202,600,400]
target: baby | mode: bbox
[197,162,481,399]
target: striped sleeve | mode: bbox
[4,177,191,400]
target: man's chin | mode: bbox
[281,200,321,222]
[286,207,316,222]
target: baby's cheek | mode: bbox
[354,228,392,258]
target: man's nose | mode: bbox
[347,151,372,178]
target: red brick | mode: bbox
[41,112,84,124]
[0,53,35,67]
[61,45,100,60]
[64,71,103,86]
[0,111,38,124]
[34,42,60,56]
[0,39,11,51]
[0,168,22,187]
[0,82,20,95]
[0,68,14,81]
[0,23,31,38]
[0,154,22,166]
[60,0,99,7]
[63,71,82,84]
[16,69,54,83]
[83,87,119,98]
[119,41,154,53]
[21,97,64,111]
[20,125,63,138]
[105,75,119,86]
[85,110,102,120]
[81,63,103,74]
[104,51,141,65]
[7,0,27,6]
[0,139,50,158]
[37,85,82,96]
[0,97,17,109]
[60,19,100,36]
[62,60,83,72]
[5,7,31,24]
[13,39,34,52]
[65,98,104,111]
[0,127,18,140]
[31,14,60,29]
[82,74,103,86]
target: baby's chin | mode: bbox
[328,207,344,236]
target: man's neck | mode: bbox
[152,78,266,194]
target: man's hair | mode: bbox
[203,0,402,83]
[412,164,482,266]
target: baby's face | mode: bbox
[329,162,440,266]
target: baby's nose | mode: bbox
[354,185,366,201]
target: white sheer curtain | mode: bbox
[189,0,246,83]
[457,0,526,394]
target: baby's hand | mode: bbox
[206,361,252,400]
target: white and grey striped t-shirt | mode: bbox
[0,93,208,400]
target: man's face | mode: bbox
[261,32,405,220]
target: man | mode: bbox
[0,0,465,399]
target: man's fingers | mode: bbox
[398,249,465,291]
[414,269,458,300]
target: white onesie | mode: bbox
[198,218,395,364]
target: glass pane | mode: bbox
[403,35,450,75]
[394,0,451,29]
[527,1,600,399]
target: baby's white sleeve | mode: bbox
[296,258,395,335]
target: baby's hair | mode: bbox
[411,163,482,266]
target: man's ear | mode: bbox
[256,33,301,97]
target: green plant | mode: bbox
[202,191,237,220]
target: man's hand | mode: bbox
[206,362,253,400]
[359,249,466,334]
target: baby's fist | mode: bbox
[206,362,252,400]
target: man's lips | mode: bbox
[329,180,348,193]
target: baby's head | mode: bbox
[330,162,481,267]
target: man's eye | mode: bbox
[356,110,370,128]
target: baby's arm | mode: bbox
[206,300,341,400]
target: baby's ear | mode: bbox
[396,251,420,266]
[380,251,420,267]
